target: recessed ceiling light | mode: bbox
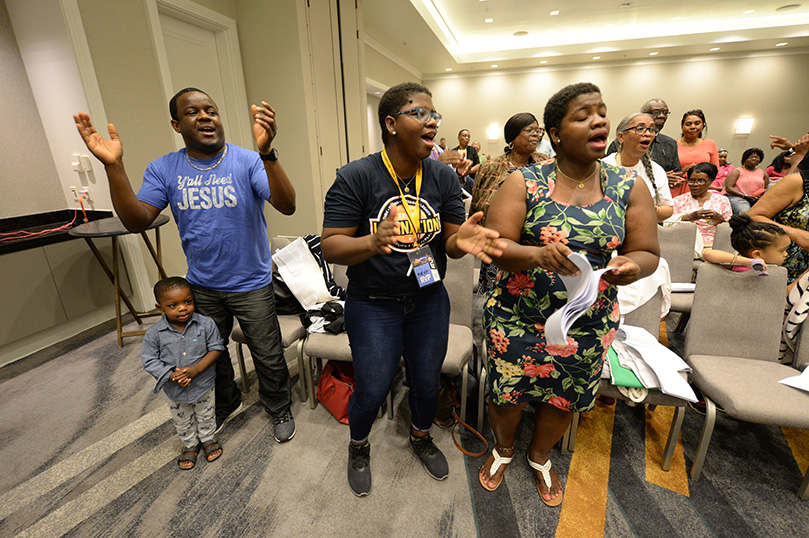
[550,10,560,16]
[743,9,755,14]
[776,4,801,11]
[540,60,548,64]
[513,31,529,37]
[710,47,720,52]
[485,18,493,23]
[593,56,601,60]
[491,64,498,68]
[445,68,453,71]
[649,52,659,56]
[671,17,682,21]
[776,42,788,46]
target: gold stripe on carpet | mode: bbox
[556,402,615,538]
[659,318,668,347]
[644,406,689,496]
[782,426,809,474]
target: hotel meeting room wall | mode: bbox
[426,52,809,163]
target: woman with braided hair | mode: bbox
[603,112,673,222]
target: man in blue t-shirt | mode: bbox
[74,87,298,442]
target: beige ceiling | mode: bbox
[362,0,809,78]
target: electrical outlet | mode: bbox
[80,187,91,203]
[69,186,79,201]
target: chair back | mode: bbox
[658,223,697,283]
[684,262,786,362]
[793,327,809,372]
[271,235,295,252]
[444,255,475,328]
[712,223,733,253]
[332,263,349,289]
[622,287,663,339]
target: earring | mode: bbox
[507,141,514,151]
[392,130,397,135]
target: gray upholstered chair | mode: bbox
[230,236,308,396]
[710,222,733,253]
[685,263,809,499]
[660,222,698,332]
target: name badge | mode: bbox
[407,245,441,288]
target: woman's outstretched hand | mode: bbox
[455,211,507,264]
[602,255,642,285]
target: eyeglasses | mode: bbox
[647,109,670,117]
[392,107,442,126]
[521,128,542,136]
[687,177,711,185]
[622,125,660,136]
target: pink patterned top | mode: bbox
[672,191,732,246]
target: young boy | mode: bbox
[142,277,226,470]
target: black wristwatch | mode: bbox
[259,148,279,161]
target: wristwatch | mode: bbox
[259,148,279,161]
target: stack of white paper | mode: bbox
[779,365,809,393]
[545,252,614,345]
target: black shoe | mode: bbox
[272,409,296,443]
[215,401,244,435]
[348,442,372,497]
[410,433,449,481]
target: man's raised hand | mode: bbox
[74,112,122,165]
[251,101,278,154]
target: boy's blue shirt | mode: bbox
[141,312,224,403]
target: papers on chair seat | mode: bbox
[545,252,616,345]
[609,325,698,402]
[671,283,696,293]
[779,365,809,393]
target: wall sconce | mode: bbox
[735,117,754,135]
[487,123,499,142]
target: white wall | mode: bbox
[425,51,809,166]
[366,92,382,155]
[6,0,113,213]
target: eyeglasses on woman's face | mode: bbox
[521,127,541,136]
[687,177,711,185]
[622,125,659,136]
[392,107,442,126]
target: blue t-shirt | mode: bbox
[138,144,272,292]
[141,312,225,403]
[323,153,466,297]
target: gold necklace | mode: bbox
[185,145,227,171]
[556,162,599,189]
[398,174,416,193]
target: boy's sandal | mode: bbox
[479,446,514,491]
[177,446,199,470]
[527,455,563,507]
[203,440,223,462]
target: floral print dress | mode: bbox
[775,170,809,284]
[483,162,634,412]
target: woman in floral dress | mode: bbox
[478,83,660,507]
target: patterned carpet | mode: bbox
[1,319,808,537]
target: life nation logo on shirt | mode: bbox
[370,195,441,252]
[175,173,238,210]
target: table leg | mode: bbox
[82,237,143,325]
[112,237,123,348]
[140,229,167,280]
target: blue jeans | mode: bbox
[191,283,292,418]
[345,284,450,442]
[727,195,751,215]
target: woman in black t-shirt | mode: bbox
[321,82,505,497]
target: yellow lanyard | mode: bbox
[381,149,423,247]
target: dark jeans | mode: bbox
[191,283,292,418]
[344,284,450,442]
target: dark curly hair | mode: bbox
[728,214,788,255]
[687,162,718,181]
[741,147,764,164]
[503,113,537,153]
[543,82,601,151]
[153,276,192,303]
[680,109,707,138]
[378,82,432,144]
[770,150,792,172]
[169,87,210,122]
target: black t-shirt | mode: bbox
[323,152,466,297]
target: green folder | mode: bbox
[607,346,645,388]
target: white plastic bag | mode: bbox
[272,237,334,310]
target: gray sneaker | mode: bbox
[348,442,372,497]
[272,410,296,443]
[410,433,448,480]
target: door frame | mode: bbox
[145,0,251,151]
